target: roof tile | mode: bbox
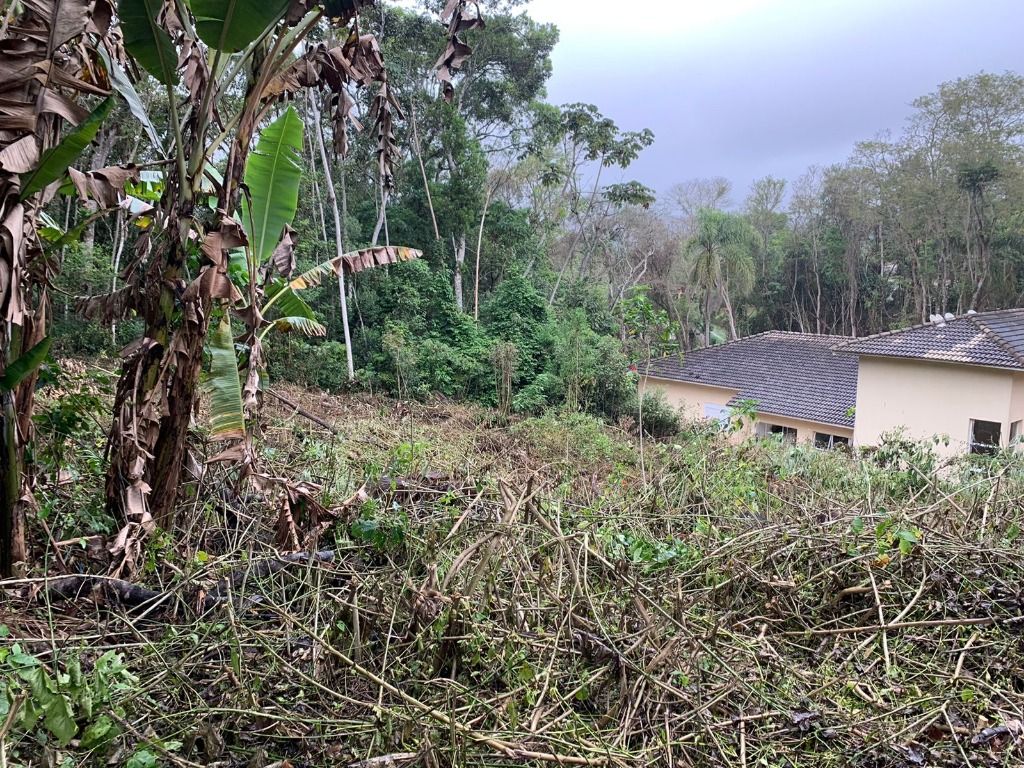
[642,332,857,428]
[834,309,1024,370]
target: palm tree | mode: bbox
[685,209,757,345]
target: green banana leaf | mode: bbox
[190,0,291,53]
[242,107,303,270]
[0,337,51,392]
[205,316,245,440]
[19,97,114,200]
[263,279,318,320]
[118,0,179,86]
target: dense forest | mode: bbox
[1,1,1023,766]
[44,2,1024,411]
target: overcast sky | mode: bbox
[525,0,1022,201]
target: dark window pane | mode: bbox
[970,419,1001,455]
[769,424,797,444]
[815,432,850,450]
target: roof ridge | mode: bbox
[833,317,944,350]
[970,313,1024,367]
[643,331,782,364]
[763,330,853,339]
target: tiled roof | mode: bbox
[641,332,857,428]
[833,309,1024,370]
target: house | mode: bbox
[638,331,857,448]
[639,308,1024,456]
[834,309,1024,457]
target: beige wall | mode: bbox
[640,376,853,446]
[639,376,738,422]
[1011,374,1024,449]
[741,413,853,445]
[853,356,1018,457]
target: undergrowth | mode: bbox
[2,374,1023,767]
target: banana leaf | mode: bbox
[242,106,303,270]
[117,0,179,86]
[191,0,291,53]
[205,316,245,440]
[20,97,114,200]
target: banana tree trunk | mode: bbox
[0,311,44,576]
[105,223,207,531]
[0,389,24,576]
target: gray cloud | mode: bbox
[532,0,1023,200]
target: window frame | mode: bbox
[815,432,850,450]
[969,418,1002,456]
[757,422,797,444]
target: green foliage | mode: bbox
[190,0,290,53]
[0,643,135,754]
[242,106,304,266]
[481,275,552,379]
[0,337,51,392]
[267,337,350,392]
[551,310,634,419]
[511,372,561,414]
[513,410,635,468]
[597,526,700,572]
[20,97,114,200]
[869,430,941,498]
[117,0,179,86]
[204,315,245,440]
[638,391,680,438]
[349,500,408,552]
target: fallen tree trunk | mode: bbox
[25,550,344,614]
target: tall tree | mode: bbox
[686,209,757,345]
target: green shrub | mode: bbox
[512,372,562,413]
[267,337,349,392]
[415,338,490,400]
[638,391,680,438]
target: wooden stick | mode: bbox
[266,388,338,434]
[782,615,1016,637]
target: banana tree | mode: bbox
[90,0,402,544]
[202,108,420,461]
[0,1,122,575]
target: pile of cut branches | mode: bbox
[3,395,1023,767]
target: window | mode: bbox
[815,432,850,450]
[756,422,797,444]
[1010,420,1022,448]
[703,403,731,428]
[969,419,1002,455]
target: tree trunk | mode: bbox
[309,95,355,381]
[0,389,25,576]
[703,281,712,347]
[105,70,258,532]
[105,224,206,531]
[82,126,116,253]
[453,233,466,312]
[548,161,605,305]
[410,97,440,241]
[473,183,495,320]
[720,280,738,340]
